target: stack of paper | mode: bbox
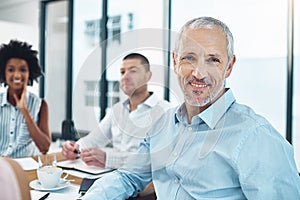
[14,157,39,171]
[57,159,113,175]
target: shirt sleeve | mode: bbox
[236,124,300,199]
[105,150,134,169]
[82,138,152,200]
[77,109,113,149]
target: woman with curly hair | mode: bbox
[0,39,51,158]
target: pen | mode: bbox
[74,149,81,154]
[38,192,50,200]
[74,149,81,159]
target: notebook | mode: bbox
[57,159,113,175]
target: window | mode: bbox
[84,80,99,107]
[72,0,166,132]
[42,0,68,134]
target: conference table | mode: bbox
[26,152,156,200]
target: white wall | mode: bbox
[0,0,39,26]
[0,20,39,95]
[0,0,40,94]
[0,0,39,48]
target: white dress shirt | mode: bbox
[77,93,171,169]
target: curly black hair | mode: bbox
[0,39,43,86]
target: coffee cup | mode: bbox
[37,166,68,188]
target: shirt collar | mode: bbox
[0,87,31,107]
[123,92,159,109]
[174,104,187,124]
[1,87,9,107]
[174,88,236,129]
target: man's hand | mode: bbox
[81,148,106,168]
[62,141,80,160]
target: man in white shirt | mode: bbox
[62,53,170,169]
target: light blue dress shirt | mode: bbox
[0,87,41,158]
[83,89,300,200]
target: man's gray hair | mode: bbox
[174,16,234,65]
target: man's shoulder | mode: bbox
[229,102,278,136]
[111,101,124,109]
[230,102,265,123]
[149,99,175,119]
[151,104,177,122]
[157,99,172,109]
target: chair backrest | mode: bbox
[0,157,31,200]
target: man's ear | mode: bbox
[172,52,178,74]
[225,55,236,78]
[146,71,152,82]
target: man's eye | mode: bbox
[207,57,220,63]
[181,55,195,62]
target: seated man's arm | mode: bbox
[78,109,113,149]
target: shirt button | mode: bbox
[188,127,192,131]
[174,178,179,184]
[173,152,178,157]
[10,131,13,134]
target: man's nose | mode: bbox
[122,71,130,79]
[191,64,207,79]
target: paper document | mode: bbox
[14,157,39,171]
[30,184,80,200]
[57,159,113,175]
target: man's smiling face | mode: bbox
[174,27,231,107]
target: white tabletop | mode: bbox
[30,184,80,200]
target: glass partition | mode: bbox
[293,0,300,170]
[72,0,102,132]
[107,0,166,104]
[42,0,68,134]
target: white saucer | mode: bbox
[29,179,70,191]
